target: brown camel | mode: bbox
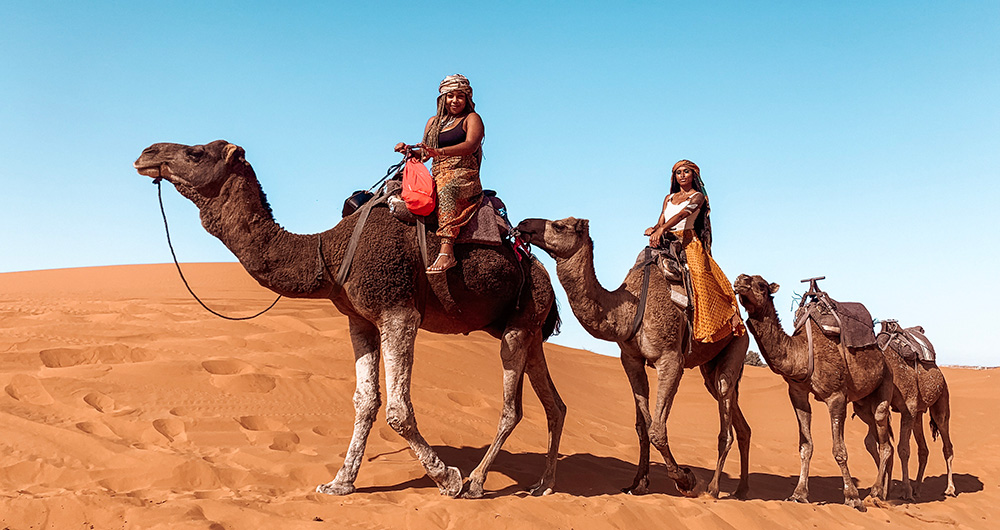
[733,274,894,511]
[859,329,955,501]
[134,140,566,499]
[517,217,751,499]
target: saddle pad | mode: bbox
[833,301,877,348]
[455,195,503,246]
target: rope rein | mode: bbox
[155,178,281,320]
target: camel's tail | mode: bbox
[930,415,940,441]
[542,298,561,341]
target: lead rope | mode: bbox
[154,178,280,320]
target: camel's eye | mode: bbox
[187,147,205,161]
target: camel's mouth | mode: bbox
[134,162,172,180]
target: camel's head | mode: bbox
[134,140,245,197]
[733,274,779,317]
[516,217,590,259]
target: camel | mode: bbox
[517,217,751,499]
[134,140,566,499]
[860,335,955,501]
[733,274,894,511]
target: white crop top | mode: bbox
[662,193,702,231]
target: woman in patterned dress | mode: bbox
[645,160,745,343]
[395,74,484,273]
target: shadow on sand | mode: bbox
[355,445,982,503]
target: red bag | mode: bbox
[402,158,435,216]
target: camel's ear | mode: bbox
[223,143,245,164]
[769,282,780,294]
[575,218,589,233]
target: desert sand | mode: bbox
[0,263,994,529]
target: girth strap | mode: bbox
[626,247,654,341]
[336,197,377,287]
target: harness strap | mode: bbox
[788,319,816,384]
[336,196,377,287]
[626,247,653,341]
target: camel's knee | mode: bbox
[649,425,668,449]
[385,402,415,436]
[874,402,891,422]
[499,403,524,432]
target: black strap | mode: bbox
[626,247,653,340]
[336,197,377,287]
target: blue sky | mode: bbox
[2,1,998,366]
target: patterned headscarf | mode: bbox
[669,159,714,253]
[439,74,473,97]
[424,75,480,164]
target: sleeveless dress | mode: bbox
[432,117,483,240]
[663,194,745,343]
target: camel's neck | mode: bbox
[180,165,335,298]
[745,301,805,378]
[554,237,636,342]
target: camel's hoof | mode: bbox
[786,493,809,504]
[944,485,957,497]
[622,478,649,495]
[462,481,485,499]
[851,497,870,512]
[732,482,750,500]
[529,481,554,497]
[315,481,355,496]
[675,467,698,497]
[438,466,463,498]
[706,482,721,499]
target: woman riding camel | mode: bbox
[645,160,745,343]
[395,74,485,273]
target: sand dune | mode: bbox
[0,263,994,529]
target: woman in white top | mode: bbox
[644,160,744,344]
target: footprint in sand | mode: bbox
[5,374,55,405]
[236,415,283,431]
[269,432,301,452]
[201,358,252,375]
[76,420,118,438]
[203,359,276,394]
[83,391,116,413]
[39,344,155,368]
[153,418,187,443]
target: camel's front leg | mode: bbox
[464,327,530,499]
[381,308,463,497]
[317,316,381,495]
[867,384,894,502]
[523,334,566,496]
[826,393,865,511]
[853,399,891,497]
[787,385,814,504]
[620,349,652,495]
[649,358,697,496]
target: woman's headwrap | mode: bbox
[669,159,714,253]
[439,74,473,97]
[425,74,480,162]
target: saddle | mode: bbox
[877,320,937,363]
[793,277,877,349]
[386,180,510,247]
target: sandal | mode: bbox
[427,253,457,274]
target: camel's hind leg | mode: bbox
[464,326,531,498]
[930,386,956,497]
[853,400,892,498]
[620,347,652,495]
[317,316,382,495]
[522,334,566,496]
[912,411,929,498]
[380,308,463,497]
[700,333,751,499]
